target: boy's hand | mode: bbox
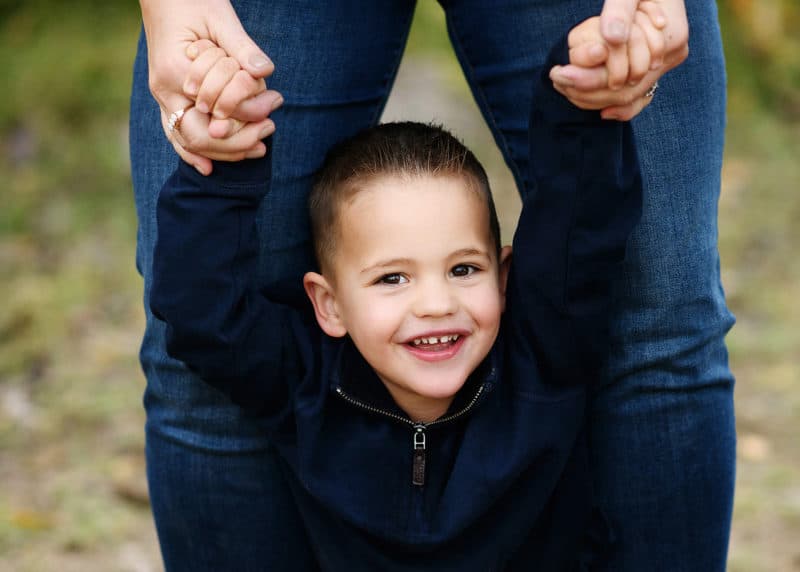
[183,40,284,139]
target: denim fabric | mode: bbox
[130,1,735,570]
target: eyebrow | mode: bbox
[359,249,490,276]
[360,258,414,276]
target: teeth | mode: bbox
[411,334,460,345]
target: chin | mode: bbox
[413,373,469,400]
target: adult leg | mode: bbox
[442,0,735,569]
[130,1,417,569]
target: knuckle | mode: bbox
[222,57,241,74]
[208,47,227,60]
[148,70,169,97]
[229,71,253,94]
[619,91,636,106]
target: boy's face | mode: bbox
[305,174,511,422]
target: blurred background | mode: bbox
[0,1,798,570]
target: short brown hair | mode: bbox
[309,122,501,273]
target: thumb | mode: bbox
[210,4,274,78]
[599,0,639,44]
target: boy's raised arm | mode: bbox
[150,155,295,413]
[508,35,643,387]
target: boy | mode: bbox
[151,21,644,572]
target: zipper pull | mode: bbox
[412,425,426,487]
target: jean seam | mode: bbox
[443,6,527,195]
[369,0,418,126]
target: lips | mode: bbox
[403,332,467,362]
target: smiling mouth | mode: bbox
[408,334,460,351]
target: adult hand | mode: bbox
[140,0,281,173]
[552,0,689,120]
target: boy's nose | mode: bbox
[413,279,458,318]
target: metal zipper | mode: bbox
[335,384,486,487]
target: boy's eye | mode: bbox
[451,264,477,278]
[378,273,408,285]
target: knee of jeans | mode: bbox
[604,295,735,392]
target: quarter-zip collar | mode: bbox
[330,336,500,427]
[330,336,501,487]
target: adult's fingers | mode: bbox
[208,117,246,140]
[635,7,666,70]
[550,64,609,92]
[606,41,630,90]
[599,0,639,44]
[208,1,274,79]
[638,1,667,29]
[170,106,274,158]
[600,89,655,121]
[160,108,213,175]
[626,24,651,85]
[551,68,661,111]
[552,79,655,120]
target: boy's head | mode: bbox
[303,122,511,423]
[309,122,501,276]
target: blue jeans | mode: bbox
[130,1,735,570]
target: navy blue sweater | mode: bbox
[150,41,642,571]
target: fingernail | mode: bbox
[185,81,198,95]
[194,163,208,175]
[213,108,227,119]
[196,101,209,114]
[651,59,663,70]
[271,94,284,111]
[186,44,198,59]
[259,121,275,140]
[249,53,272,70]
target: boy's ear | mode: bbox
[303,272,347,338]
[498,246,513,312]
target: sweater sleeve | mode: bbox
[506,37,643,388]
[149,155,297,414]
